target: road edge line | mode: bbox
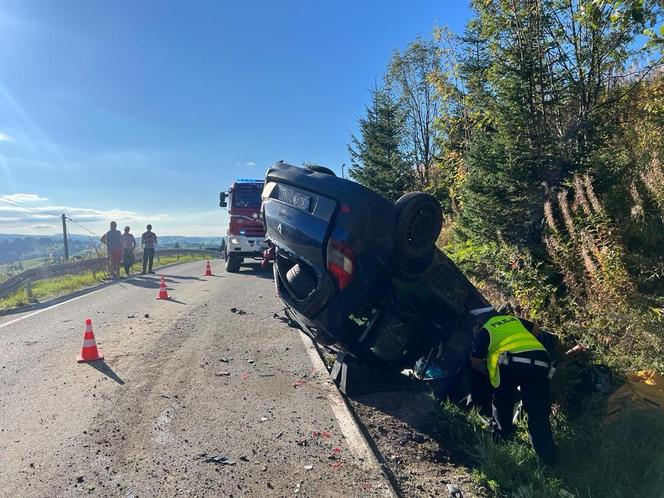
[297,332,400,498]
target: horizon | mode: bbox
[0,232,221,239]
[0,1,472,237]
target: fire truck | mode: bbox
[219,178,267,272]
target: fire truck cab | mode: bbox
[219,178,267,272]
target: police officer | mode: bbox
[469,307,558,464]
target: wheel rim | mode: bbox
[405,206,437,249]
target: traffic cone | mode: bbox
[204,260,213,276]
[77,318,104,363]
[156,276,170,300]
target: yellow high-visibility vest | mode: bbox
[485,315,546,388]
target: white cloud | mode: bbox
[0,195,222,237]
[246,161,256,167]
[0,132,12,142]
[1,193,48,203]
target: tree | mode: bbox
[387,39,442,188]
[454,0,662,246]
[348,88,415,200]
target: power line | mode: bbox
[66,217,100,238]
[0,196,62,219]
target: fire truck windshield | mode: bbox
[232,189,262,209]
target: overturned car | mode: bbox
[261,162,493,395]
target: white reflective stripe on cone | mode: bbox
[85,324,93,332]
[83,339,98,348]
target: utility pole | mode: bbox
[341,163,346,179]
[61,213,69,260]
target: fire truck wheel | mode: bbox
[226,254,241,272]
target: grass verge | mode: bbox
[0,253,212,312]
[432,395,664,497]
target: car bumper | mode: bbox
[227,235,267,256]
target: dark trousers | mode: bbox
[123,249,134,275]
[142,248,155,272]
[492,353,558,464]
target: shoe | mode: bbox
[148,270,155,274]
[141,271,146,275]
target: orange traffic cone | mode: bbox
[204,260,213,276]
[156,275,170,300]
[77,318,104,363]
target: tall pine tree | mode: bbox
[348,88,415,201]
[456,0,564,247]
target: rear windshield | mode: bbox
[232,186,262,209]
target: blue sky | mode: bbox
[0,0,471,236]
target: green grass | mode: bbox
[432,396,664,497]
[0,253,212,311]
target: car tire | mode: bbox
[394,192,442,261]
[286,263,316,299]
[305,165,336,176]
[226,254,241,273]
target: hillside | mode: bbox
[0,234,223,264]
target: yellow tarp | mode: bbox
[607,370,664,416]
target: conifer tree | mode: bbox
[348,88,415,200]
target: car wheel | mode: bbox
[394,192,442,260]
[305,165,336,176]
[286,263,316,299]
[226,254,241,273]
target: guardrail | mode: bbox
[0,249,220,299]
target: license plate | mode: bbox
[278,187,310,211]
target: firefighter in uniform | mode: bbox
[469,307,558,464]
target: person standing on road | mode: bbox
[469,307,558,465]
[121,226,136,277]
[141,224,158,275]
[100,221,122,279]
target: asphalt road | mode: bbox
[0,260,392,497]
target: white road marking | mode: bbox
[0,286,109,330]
[297,332,397,497]
[0,260,199,330]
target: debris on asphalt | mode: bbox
[294,482,301,494]
[259,416,269,423]
[143,313,150,318]
[127,315,135,319]
[219,357,231,363]
[304,464,313,470]
[273,313,290,324]
[230,307,247,315]
[292,380,306,388]
[447,483,463,497]
[241,372,249,381]
[215,371,231,377]
[196,452,236,465]
[258,373,274,377]
[247,358,255,364]
[275,431,283,439]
